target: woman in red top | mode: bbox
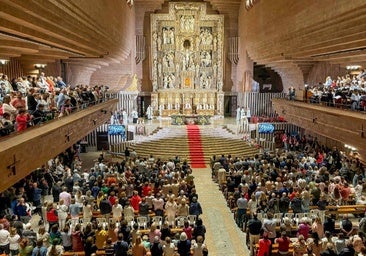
[16,109,31,131]
[130,190,142,212]
[72,224,84,252]
[275,231,290,255]
[257,234,271,256]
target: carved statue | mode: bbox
[200,28,213,46]
[200,51,211,67]
[168,28,175,45]
[180,15,194,32]
[163,27,168,44]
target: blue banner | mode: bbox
[258,123,274,134]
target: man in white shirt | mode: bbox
[0,224,10,255]
[152,194,165,216]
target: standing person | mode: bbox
[237,193,248,229]
[192,218,206,242]
[57,199,68,231]
[59,187,71,207]
[112,200,123,222]
[31,239,47,256]
[99,197,112,222]
[113,233,129,256]
[262,212,277,247]
[257,234,271,256]
[16,109,31,132]
[0,224,10,255]
[162,236,176,256]
[164,196,177,227]
[152,193,165,217]
[19,238,33,256]
[46,203,58,232]
[236,106,241,123]
[293,235,307,256]
[124,147,130,159]
[247,213,262,256]
[68,199,80,227]
[191,235,206,256]
[275,231,290,256]
[131,236,147,256]
[9,227,20,256]
[189,197,203,217]
[71,224,84,252]
[177,232,191,256]
[146,105,153,120]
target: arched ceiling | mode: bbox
[0,0,365,81]
[0,0,134,68]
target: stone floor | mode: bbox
[192,167,249,255]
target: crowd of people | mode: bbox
[306,70,366,111]
[0,147,208,256]
[0,72,110,136]
[211,129,366,256]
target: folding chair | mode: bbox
[187,215,197,225]
[124,216,135,227]
[136,217,148,229]
[151,216,163,227]
[175,216,187,228]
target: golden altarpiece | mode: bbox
[150,2,224,117]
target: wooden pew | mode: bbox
[63,250,105,256]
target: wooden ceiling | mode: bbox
[243,0,366,71]
[0,0,365,76]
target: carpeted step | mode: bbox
[187,125,206,168]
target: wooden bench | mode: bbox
[63,250,105,256]
[256,242,294,256]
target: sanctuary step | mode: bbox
[112,126,258,166]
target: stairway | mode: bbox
[187,125,206,168]
[122,126,258,166]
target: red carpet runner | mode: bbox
[186,125,206,168]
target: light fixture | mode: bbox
[34,64,47,69]
[0,59,9,65]
[346,65,361,70]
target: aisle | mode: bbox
[193,167,248,256]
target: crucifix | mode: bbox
[7,154,20,177]
[65,128,73,143]
[359,124,365,138]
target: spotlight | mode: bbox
[34,64,47,69]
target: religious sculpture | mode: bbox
[180,15,195,32]
[151,2,224,115]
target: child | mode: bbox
[9,227,20,256]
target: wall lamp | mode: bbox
[35,64,47,69]
[0,59,9,65]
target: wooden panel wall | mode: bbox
[0,99,118,192]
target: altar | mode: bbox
[171,114,212,125]
[150,2,225,117]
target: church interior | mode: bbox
[1,0,366,255]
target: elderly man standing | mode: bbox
[237,193,248,230]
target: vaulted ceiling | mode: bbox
[0,0,365,85]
